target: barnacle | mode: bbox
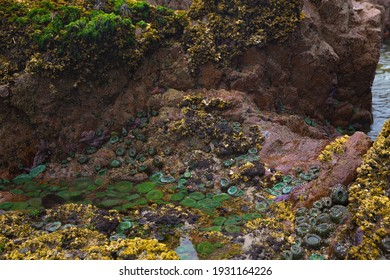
[318,135,350,162]
[185,0,303,69]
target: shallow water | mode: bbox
[368,40,390,139]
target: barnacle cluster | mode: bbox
[0,203,179,260]
[170,94,263,156]
[0,0,304,82]
[318,135,350,162]
[185,0,304,69]
[348,119,390,259]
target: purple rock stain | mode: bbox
[32,140,50,168]
[274,194,290,202]
[354,227,364,246]
[80,130,109,148]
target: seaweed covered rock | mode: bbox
[0,0,185,82]
[348,118,390,259]
[0,203,179,260]
[0,0,384,171]
[184,0,303,68]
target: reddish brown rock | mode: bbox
[290,131,373,208]
[0,0,385,172]
[0,191,26,203]
[259,115,330,174]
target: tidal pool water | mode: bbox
[368,40,390,139]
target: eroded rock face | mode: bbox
[368,0,390,33]
[0,0,385,172]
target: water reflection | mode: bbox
[368,39,390,139]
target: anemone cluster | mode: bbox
[1,94,388,260]
[281,184,350,260]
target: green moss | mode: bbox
[1,0,303,82]
[0,0,184,82]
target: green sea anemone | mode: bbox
[115,147,126,156]
[44,221,62,232]
[304,234,322,249]
[290,244,304,260]
[330,184,348,205]
[153,156,163,168]
[77,155,89,164]
[296,223,311,237]
[213,217,227,226]
[110,159,121,168]
[321,197,333,208]
[189,192,205,201]
[146,190,164,201]
[136,182,155,193]
[180,197,197,208]
[224,224,241,233]
[160,175,175,183]
[196,241,215,255]
[314,223,332,238]
[110,136,119,144]
[29,165,46,178]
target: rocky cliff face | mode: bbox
[0,0,385,173]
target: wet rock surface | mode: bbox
[1,89,388,260]
[0,0,389,260]
[0,0,385,169]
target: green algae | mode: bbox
[0,0,185,82]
